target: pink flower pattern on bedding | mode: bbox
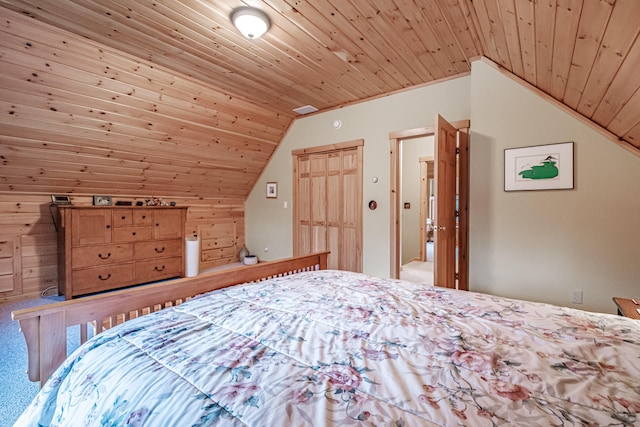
[14,270,640,426]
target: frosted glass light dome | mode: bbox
[231,7,270,39]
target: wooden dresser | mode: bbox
[57,206,187,299]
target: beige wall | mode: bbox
[245,77,471,277]
[246,59,640,314]
[469,60,640,314]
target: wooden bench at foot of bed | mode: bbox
[12,252,329,388]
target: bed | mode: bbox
[12,253,640,426]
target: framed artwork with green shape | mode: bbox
[504,142,574,191]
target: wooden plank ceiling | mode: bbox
[1,0,638,200]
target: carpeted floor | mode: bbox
[0,296,71,427]
[400,260,434,285]
[400,242,434,285]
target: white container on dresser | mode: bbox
[56,206,187,299]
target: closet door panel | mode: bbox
[296,156,311,255]
[310,154,327,253]
[326,152,342,269]
[342,148,362,271]
[293,141,362,271]
[327,226,340,269]
[342,227,359,272]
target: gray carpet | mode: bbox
[0,296,73,427]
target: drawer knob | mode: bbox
[121,216,126,220]
[154,265,166,272]
[98,252,111,259]
[132,232,136,236]
[98,273,112,281]
[155,247,165,253]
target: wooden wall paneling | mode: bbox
[0,9,288,200]
[384,0,445,80]
[0,195,55,302]
[414,0,471,75]
[549,0,582,100]
[533,0,556,94]
[265,0,394,97]
[0,29,285,141]
[496,0,524,79]
[2,0,638,153]
[356,0,437,82]
[0,193,245,302]
[259,0,386,101]
[562,0,613,109]
[0,234,21,295]
[576,0,640,118]
[435,0,484,62]
[607,89,640,148]
[58,0,351,109]
[198,221,237,267]
[514,0,537,84]
[0,135,263,196]
[309,1,410,88]
[478,0,512,70]
[470,0,501,65]
[592,38,640,127]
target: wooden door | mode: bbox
[293,141,363,271]
[433,115,458,289]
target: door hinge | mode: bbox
[455,272,459,281]
[456,148,460,154]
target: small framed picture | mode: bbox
[504,142,574,191]
[93,195,112,206]
[266,182,277,198]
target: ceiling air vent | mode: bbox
[293,105,318,115]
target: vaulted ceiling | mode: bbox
[1,0,639,199]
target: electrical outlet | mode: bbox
[572,289,583,304]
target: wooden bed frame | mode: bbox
[12,252,329,388]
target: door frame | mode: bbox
[389,119,470,289]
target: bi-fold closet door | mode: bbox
[293,140,363,272]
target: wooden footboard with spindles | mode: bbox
[12,252,328,388]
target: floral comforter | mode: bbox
[15,270,640,426]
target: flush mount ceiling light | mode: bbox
[230,7,270,39]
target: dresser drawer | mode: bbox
[112,226,153,243]
[72,244,134,268]
[71,264,135,295]
[134,239,181,261]
[133,209,153,226]
[135,257,182,284]
[112,209,133,227]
